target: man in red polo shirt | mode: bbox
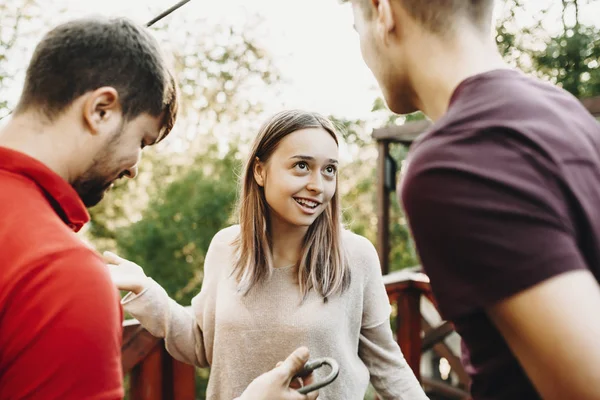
[0,17,178,399]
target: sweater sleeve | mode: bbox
[120,227,236,368]
[359,235,392,328]
[359,323,428,400]
[121,278,209,367]
[355,234,429,399]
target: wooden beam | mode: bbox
[383,269,431,295]
[421,321,455,352]
[377,140,391,274]
[130,343,164,400]
[581,96,600,116]
[372,119,431,145]
[122,324,162,375]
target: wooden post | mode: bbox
[123,322,196,399]
[396,289,422,382]
[171,357,196,400]
[130,343,163,400]
[377,140,391,275]
[128,340,196,400]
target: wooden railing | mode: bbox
[121,271,471,399]
[122,319,195,399]
[384,269,471,400]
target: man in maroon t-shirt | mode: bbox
[351,1,600,399]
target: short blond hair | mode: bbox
[354,0,495,34]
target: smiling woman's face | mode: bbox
[254,127,339,229]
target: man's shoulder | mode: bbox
[0,213,96,271]
[0,169,46,210]
[0,169,69,227]
[0,217,112,299]
[13,245,109,289]
[43,246,118,304]
[426,70,599,163]
[0,174,106,298]
[407,76,580,176]
[0,170,88,252]
[448,68,583,120]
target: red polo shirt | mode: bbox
[0,147,123,399]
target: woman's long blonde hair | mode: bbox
[232,110,350,300]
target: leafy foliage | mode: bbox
[116,147,240,304]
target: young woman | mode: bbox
[106,110,428,400]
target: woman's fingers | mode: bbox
[103,251,124,264]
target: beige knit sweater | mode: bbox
[122,226,428,400]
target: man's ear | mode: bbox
[375,0,397,44]
[82,87,120,134]
[253,157,266,187]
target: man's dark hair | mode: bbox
[354,0,495,35]
[15,17,178,140]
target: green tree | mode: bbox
[496,0,600,98]
[116,146,239,304]
[86,13,280,254]
[532,0,600,97]
[0,0,41,120]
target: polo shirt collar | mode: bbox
[0,147,89,232]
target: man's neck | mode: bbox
[0,114,74,182]
[407,30,509,122]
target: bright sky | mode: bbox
[6,0,378,120]
[4,0,600,122]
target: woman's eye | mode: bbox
[295,162,309,171]
[324,165,337,176]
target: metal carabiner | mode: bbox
[296,357,340,395]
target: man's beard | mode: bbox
[72,124,124,208]
[72,174,113,207]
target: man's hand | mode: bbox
[237,347,319,400]
[103,251,148,294]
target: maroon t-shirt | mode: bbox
[400,69,600,399]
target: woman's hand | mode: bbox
[103,251,148,295]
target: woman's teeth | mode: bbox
[295,198,318,209]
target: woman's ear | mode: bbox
[253,157,265,187]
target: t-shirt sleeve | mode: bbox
[5,248,124,400]
[401,129,588,320]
